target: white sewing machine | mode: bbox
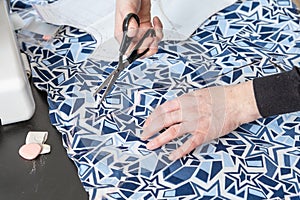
[0,0,35,125]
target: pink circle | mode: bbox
[18,143,42,160]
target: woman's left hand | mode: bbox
[141,81,261,160]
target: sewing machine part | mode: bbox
[9,12,25,30]
[0,0,35,125]
[21,16,59,39]
[20,52,31,78]
[18,143,42,160]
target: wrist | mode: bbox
[225,80,261,126]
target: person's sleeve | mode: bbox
[253,67,300,118]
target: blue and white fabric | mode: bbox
[12,0,300,199]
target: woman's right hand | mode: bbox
[115,0,163,57]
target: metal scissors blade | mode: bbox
[93,70,115,97]
[93,60,127,100]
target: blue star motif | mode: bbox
[282,127,299,139]
[140,175,170,197]
[271,185,286,199]
[109,169,126,180]
[226,164,261,190]
[215,140,230,153]
[79,82,91,92]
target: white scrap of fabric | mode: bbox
[34,0,236,61]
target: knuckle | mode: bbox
[169,125,180,138]
[153,137,162,146]
[176,147,186,158]
[154,105,164,116]
[163,111,178,127]
[162,115,172,127]
[193,134,205,146]
[189,138,199,150]
[170,111,178,123]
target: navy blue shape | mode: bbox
[49,112,58,125]
[225,12,240,19]
[241,5,250,12]
[60,103,72,115]
[232,69,243,82]
[233,146,246,156]
[237,190,245,198]
[290,196,300,200]
[258,175,278,187]
[120,190,134,198]
[282,127,298,139]
[196,168,209,182]
[163,160,183,178]
[215,140,230,153]
[144,193,152,200]
[175,182,195,196]
[102,122,118,135]
[228,185,236,195]
[280,167,291,176]
[166,167,197,184]
[78,34,94,42]
[271,185,285,199]
[210,161,223,180]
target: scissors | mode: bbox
[94,13,156,103]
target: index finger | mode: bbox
[144,99,180,127]
[141,98,181,139]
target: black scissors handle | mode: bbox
[119,13,140,55]
[119,13,156,62]
[126,29,156,64]
[122,13,140,32]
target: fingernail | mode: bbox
[146,142,155,150]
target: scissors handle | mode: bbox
[119,13,156,60]
[94,14,156,100]
[119,13,140,55]
[126,29,156,64]
[122,13,140,32]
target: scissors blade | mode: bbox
[98,79,115,103]
[94,62,128,104]
[93,71,115,96]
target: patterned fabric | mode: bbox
[13,0,300,199]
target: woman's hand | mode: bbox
[141,81,261,160]
[115,0,163,57]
